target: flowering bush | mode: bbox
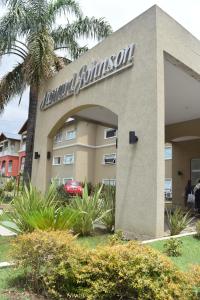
[12,231,195,299]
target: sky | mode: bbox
[1,0,200,133]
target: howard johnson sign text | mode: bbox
[40,43,135,111]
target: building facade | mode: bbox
[0,122,27,177]
[31,6,200,238]
[0,133,21,177]
[52,119,117,186]
[52,119,172,198]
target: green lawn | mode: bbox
[0,237,12,262]
[77,233,111,248]
[149,235,200,271]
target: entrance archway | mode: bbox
[49,105,118,187]
[32,8,166,239]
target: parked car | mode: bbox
[64,180,83,196]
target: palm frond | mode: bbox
[52,26,89,59]
[48,0,82,20]
[0,62,26,112]
[68,16,112,41]
[0,1,28,52]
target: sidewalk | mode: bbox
[0,225,16,236]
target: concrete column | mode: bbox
[115,57,165,240]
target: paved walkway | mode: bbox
[0,225,16,236]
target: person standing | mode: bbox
[184,180,193,207]
[194,179,200,213]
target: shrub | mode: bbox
[56,184,72,205]
[196,220,200,238]
[167,208,193,236]
[12,231,195,300]
[188,265,200,298]
[12,230,81,296]
[4,179,15,192]
[163,238,183,256]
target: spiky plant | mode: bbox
[0,0,112,184]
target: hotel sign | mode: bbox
[40,43,135,111]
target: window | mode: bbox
[66,130,76,140]
[63,154,74,165]
[51,178,61,186]
[103,153,116,165]
[191,158,200,185]
[8,160,13,173]
[165,178,172,199]
[53,156,61,165]
[165,147,172,160]
[54,131,62,143]
[63,178,73,184]
[4,141,8,150]
[104,128,117,139]
[102,179,116,186]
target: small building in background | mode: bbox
[0,132,21,177]
[18,121,27,175]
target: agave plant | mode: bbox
[167,208,193,236]
[70,183,107,236]
[99,185,116,232]
[0,183,68,233]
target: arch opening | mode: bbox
[48,105,118,189]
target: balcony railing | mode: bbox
[0,149,18,157]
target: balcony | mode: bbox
[0,149,18,157]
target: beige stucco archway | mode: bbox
[32,5,200,239]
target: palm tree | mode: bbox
[0,0,112,184]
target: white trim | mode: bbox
[164,146,172,160]
[53,142,116,151]
[103,153,117,165]
[52,156,62,165]
[102,178,116,186]
[63,177,73,184]
[65,130,76,141]
[63,153,74,165]
[104,128,117,140]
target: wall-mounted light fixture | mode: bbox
[47,151,51,160]
[177,170,183,176]
[34,152,40,159]
[129,131,138,144]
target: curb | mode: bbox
[142,231,197,244]
[0,262,15,269]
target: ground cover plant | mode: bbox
[163,238,183,256]
[167,208,193,235]
[10,230,197,300]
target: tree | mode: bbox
[0,0,112,184]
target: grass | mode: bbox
[0,237,13,262]
[149,235,200,271]
[77,233,111,248]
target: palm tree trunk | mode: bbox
[23,85,38,185]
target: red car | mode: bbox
[64,180,83,196]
